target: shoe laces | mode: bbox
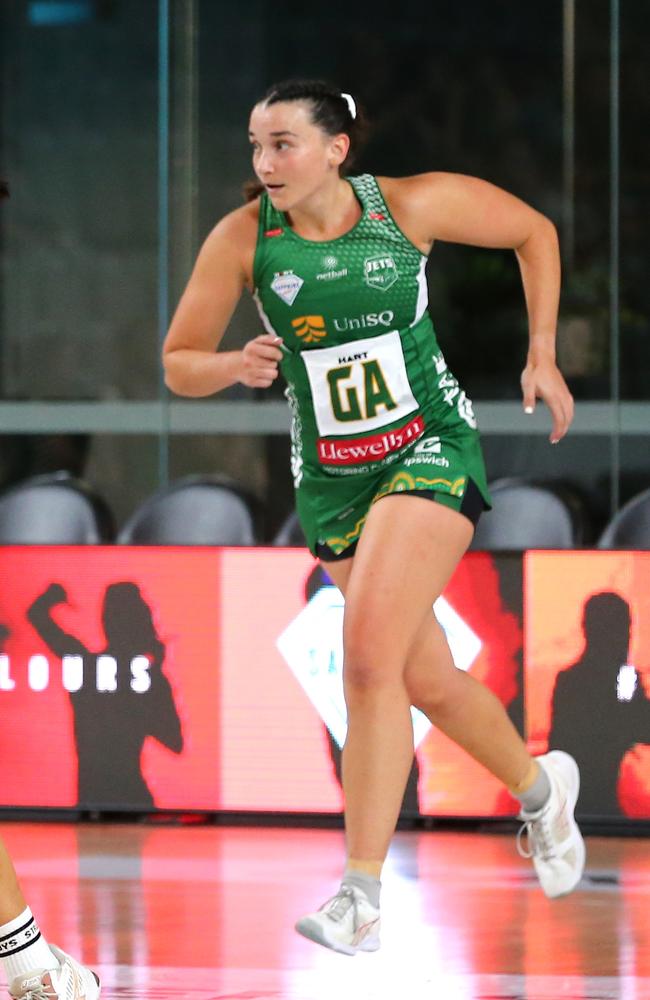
[320,886,359,925]
[516,809,555,862]
[12,984,57,1000]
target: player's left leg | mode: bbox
[403,610,585,900]
[0,839,100,999]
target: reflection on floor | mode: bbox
[1,822,649,999]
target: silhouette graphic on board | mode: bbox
[548,591,650,816]
[28,582,183,809]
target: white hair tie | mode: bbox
[341,92,357,120]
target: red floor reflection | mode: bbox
[1,822,649,999]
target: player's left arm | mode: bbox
[383,172,574,444]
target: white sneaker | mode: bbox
[9,944,100,999]
[295,885,381,956]
[517,750,586,899]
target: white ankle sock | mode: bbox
[0,908,58,982]
[342,870,381,909]
[516,764,552,814]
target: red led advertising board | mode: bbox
[219,549,523,816]
[0,547,221,810]
[0,547,649,819]
[525,551,650,819]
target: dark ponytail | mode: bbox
[243,79,368,202]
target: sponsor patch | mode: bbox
[413,435,442,455]
[270,270,304,306]
[291,315,327,344]
[317,415,424,466]
[333,310,394,333]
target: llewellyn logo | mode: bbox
[317,415,424,465]
[291,315,327,344]
[333,310,394,332]
[316,254,348,282]
[271,270,304,306]
[364,254,398,291]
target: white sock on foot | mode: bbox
[342,870,381,908]
[0,908,58,982]
[516,763,551,814]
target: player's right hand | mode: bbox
[238,334,283,388]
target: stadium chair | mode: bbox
[272,509,307,547]
[117,474,257,545]
[597,487,650,549]
[0,471,114,543]
[470,477,583,551]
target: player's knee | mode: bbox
[343,656,384,695]
[342,618,397,695]
[407,678,445,716]
[406,668,462,718]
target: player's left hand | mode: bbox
[520,356,574,444]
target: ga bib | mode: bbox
[301,330,418,437]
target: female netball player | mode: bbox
[0,181,100,998]
[163,80,585,956]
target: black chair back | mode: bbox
[470,478,581,551]
[117,475,256,545]
[273,510,307,547]
[598,487,650,549]
[0,472,114,544]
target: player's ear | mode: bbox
[328,133,350,168]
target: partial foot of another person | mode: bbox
[517,750,586,898]
[9,944,100,999]
[295,884,381,956]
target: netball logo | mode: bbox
[292,315,327,344]
[316,254,348,282]
[364,255,398,291]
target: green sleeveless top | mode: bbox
[252,174,481,490]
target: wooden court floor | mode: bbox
[1,821,649,999]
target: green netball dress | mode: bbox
[252,174,491,556]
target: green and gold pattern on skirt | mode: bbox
[322,471,468,555]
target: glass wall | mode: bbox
[0,0,647,541]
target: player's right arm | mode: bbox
[163,202,283,397]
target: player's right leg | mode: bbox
[296,495,474,954]
[0,839,100,999]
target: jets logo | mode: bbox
[364,254,398,291]
[291,315,327,344]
